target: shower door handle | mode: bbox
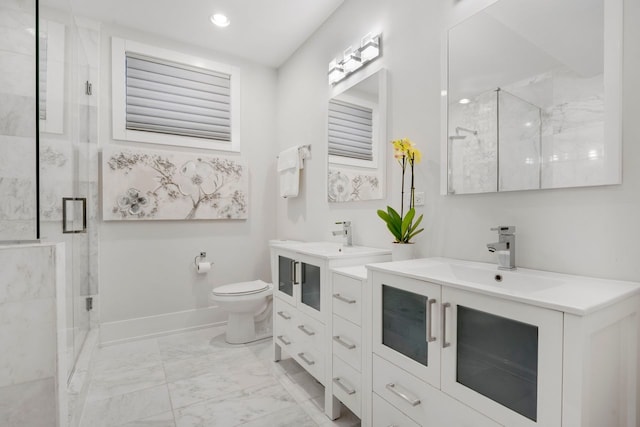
[62,197,87,234]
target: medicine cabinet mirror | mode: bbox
[443,0,622,195]
[327,67,387,202]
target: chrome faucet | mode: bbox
[332,221,352,247]
[487,226,516,270]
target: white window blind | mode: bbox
[125,52,231,141]
[39,36,47,120]
[328,99,373,161]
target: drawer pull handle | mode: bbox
[298,324,316,336]
[333,293,356,304]
[333,377,356,395]
[298,352,315,366]
[277,311,291,320]
[277,335,291,346]
[442,302,451,348]
[333,335,356,350]
[427,298,436,343]
[385,383,421,407]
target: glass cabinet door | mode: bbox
[372,272,441,387]
[300,262,321,312]
[441,287,563,427]
[456,306,538,421]
[382,285,428,365]
[278,255,295,298]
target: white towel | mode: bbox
[278,146,301,198]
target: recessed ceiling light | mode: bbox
[210,13,230,28]
[458,98,471,104]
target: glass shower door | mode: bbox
[38,6,98,381]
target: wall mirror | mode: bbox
[443,0,622,195]
[327,67,387,202]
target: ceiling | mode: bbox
[49,0,344,68]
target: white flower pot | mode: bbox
[392,243,415,261]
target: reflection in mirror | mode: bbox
[327,68,387,202]
[446,0,621,194]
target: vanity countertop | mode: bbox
[270,240,390,260]
[366,257,640,316]
[331,265,368,280]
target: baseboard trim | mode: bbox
[99,306,227,346]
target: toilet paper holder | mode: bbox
[194,251,208,267]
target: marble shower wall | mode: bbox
[0,243,66,426]
[0,0,38,240]
[448,89,498,194]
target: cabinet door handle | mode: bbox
[298,352,315,365]
[291,260,300,285]
[298,324,316,336]
[277,311,291,320]
[333,377,356,395]
[333,335,356,350]
[442,302,451,348]
[385,383,421,406]
[332,293,356,304]
[427,298,437,343]
[277,335,291,345]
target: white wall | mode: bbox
[276,0,640,283]
[98,24,278,337]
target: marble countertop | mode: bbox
[366,257,640,316]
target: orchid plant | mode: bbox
[377,138,424,243]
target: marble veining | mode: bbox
[0,378,56,427]
[77,327,360,427]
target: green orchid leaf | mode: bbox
[401,208,415,240]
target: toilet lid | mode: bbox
[212,280,269,296]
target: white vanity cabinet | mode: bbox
[329,266,367,420]
[270,241,390,420]
[368,258,640,427]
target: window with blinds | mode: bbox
[328,99,373,161]
[125,52,231,142]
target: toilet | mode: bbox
[210,280,273,344]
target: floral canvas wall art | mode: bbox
[327,167,382,202]
[102,146,248,220]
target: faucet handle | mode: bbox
[491,226,516,234]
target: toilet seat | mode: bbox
[212,280,269,297]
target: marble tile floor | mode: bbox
[78,326,360,427]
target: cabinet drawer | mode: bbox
[373,355,501,427]
[274,299,296,332]
[293,309,324,349]
[332,356,361,417]
[293,343,324,384]
[372,392,420,427]
[332,273,362,325]
[332,315,361,371]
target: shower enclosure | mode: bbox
[0,0,98,382]
[447,88,541,194]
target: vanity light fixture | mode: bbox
[328,32,381,85]
[328,59,345,85]
[342,47,362,73]
[210,13,230,27]
[360,33,380,61]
